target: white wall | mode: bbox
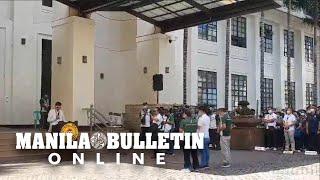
[0,4,319,125]
[188,20,226,108]
[187,9,318,111]
[92,12,141,116]
[0,1,54,125]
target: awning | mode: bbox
[56,0,280,32]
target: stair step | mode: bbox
[0,150,51,158]
[0,138,16,145]
[0,154,48,164]
[0,144,17,150]
[0,134,16,140]
[0,146,18,152]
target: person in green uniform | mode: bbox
[164,109,175,155]
[39,94,50,130]
[217,108,233,168]
[179,109,199,172]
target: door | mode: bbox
[0,28,5,123]
[41,39,52,103]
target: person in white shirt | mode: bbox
[149,109,160,158]
[209,108,220,150]
[263,107,278,150]
[156,108,164,132]
[197,106,210,169]
[163,109,174,155]
[47,102,66,132]
[140,103,151,141]
[283,108,296,152]
[163,109,173,133]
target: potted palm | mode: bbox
[233,101,261,127]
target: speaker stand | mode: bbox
[156,91,159,104]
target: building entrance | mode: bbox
[41,39,52,103]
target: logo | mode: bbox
[60,122,79,140]
[90,132,107,149]
[15,132,204,165]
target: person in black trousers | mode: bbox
[306,107,320,151]
[150,109,160,159]
[179,109,199,172]
[39,94,50,130]
[263,108,278,150]
[140,103,151,141]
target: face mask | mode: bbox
[268,110,272,114]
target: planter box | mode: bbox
[231,127,265,150]
[233,115,261,127]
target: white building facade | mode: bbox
[0,1,319,125]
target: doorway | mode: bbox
[41,39,52,103]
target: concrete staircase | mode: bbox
[0,132,50,164]
[0,127,128,164]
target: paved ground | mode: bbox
[0,150,319,180]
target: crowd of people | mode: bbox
[139,103,320,172]
[262,106,320,153]
[39,96,320,172]
[139,103,233,172]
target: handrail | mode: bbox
[83,104,123,135]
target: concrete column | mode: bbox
[245,15,259,111]
[136,21,183,105]
[252,15,260,113]
[295,30,305,109]
[52,16,95,125]
[158,31,184,105]
[317,34,320,105]
[273,24,283,109]
[188,27,198,106]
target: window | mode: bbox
[261,78,273,111]
[198,22,217,42]
[198,70,217,109]
[261,24,273,53]
[306,83,316,106]
[285,81,295,109]
[231,17,246,48]
[42,0,52,7]
[231,74,247,109]
[305,36,314,62]
[284,30,294,58]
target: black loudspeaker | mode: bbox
[153,74,163,91]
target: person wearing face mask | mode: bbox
[294,111,307,152]
[209,107,220,150]
[47,102,66,132]
[39,94,50,130]
[197,105,210,169]
[283,108,296,152]
[140,102,151,141]
[306,106,320,151]
[263,107,278,150]
[217,108,233,168]
[180,109,199,173]
[149,109,160,159]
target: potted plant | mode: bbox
[233,101,261,127]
